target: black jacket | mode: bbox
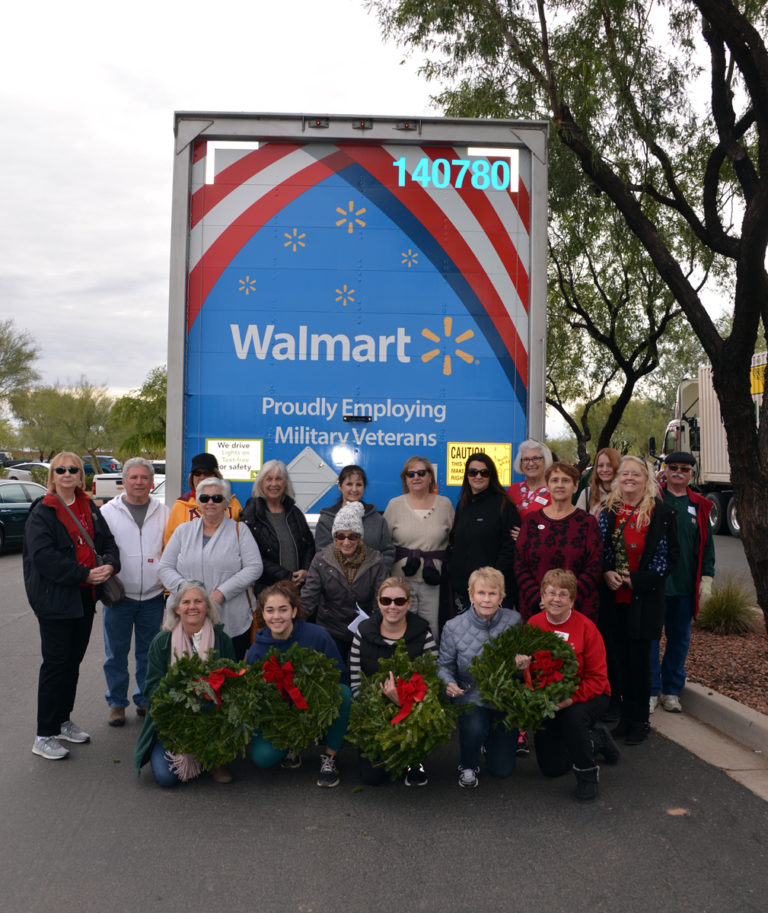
[600,498,680,639]
[23,495,120,620]
[355,611,433,679]
[448,488,520,603]
[241,495,315,593]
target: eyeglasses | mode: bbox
[198,493,225,503]
[667,464,694,473]
[406,469,428,478]
[334,532,361,541]
[468,468,490,477]
[379,596,409,607]
[54,466,80,475]
[521,456,544,464]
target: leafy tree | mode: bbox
[0,319,39,402]
[370,0,768,622]
[11,379,115,470]
[109,366,167,460]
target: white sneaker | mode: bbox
[32,736,70,760]
[59,720,91,743]
[649,695,659,714]
[458,766,479,789]
[661,694,682,713]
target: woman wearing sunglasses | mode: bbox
[301,501,389,666]
[24,453,120,760]
[349,576,438,786]
[449,453,520,612]
[384,457,454,643]
[160,477,263,659]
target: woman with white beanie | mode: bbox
[300,500,389,666]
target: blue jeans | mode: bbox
[150,739,180,788]
[651,595,694,696]
[458,705,518,777]
[103,595,165,708]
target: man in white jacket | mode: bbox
[100,458,169,726]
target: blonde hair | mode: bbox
[468,566,506,600]
[606,455,657,527]
[586,448,621,510]
[47,452,84,493]
[378,576,411,601]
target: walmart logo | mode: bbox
[421,318,476,376]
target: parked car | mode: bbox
[0,480,48,550]
[81,456,122,474]
[3,461,49,481]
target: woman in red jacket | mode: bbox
[519,569,619,801]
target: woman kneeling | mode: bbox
[134,581,236,787]
[246,582,352,788]
[522,569,619,801]
[438,567,521,789]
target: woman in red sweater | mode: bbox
[519,569,619,800]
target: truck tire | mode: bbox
[705,492,728,535]
[726,497,741,538]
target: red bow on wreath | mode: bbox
[530,650,564,687]
[261,656,309,709]
[196,667,246,706]
[391,673,428,725]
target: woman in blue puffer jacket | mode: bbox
[438,566,521,790]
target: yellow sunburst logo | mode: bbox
[335,200,367,234]
[284,228,306,252]
[401,249,419,268]
[421,317,476,376]
[335,284,355,307]
[238,275,257,295]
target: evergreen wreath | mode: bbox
[347,641,460,777]
[150,654,261,770]
[252,643,343,754]
[469,624,579,733]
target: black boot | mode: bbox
[592,725,621,765]
[573,765,599,801]
[624,721,651,745]
[611,717,631,738]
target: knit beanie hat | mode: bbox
[332,500,365,537]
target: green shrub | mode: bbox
[695,576,761,635]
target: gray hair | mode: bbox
[251,459,296,500]
[196,475,231,500]
[513,439,553,474]
[162,580,221,631]
[122,457,154,480]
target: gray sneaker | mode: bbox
[661,694,682,713]
[59,720,91,743]
[32,736,70,760]
[281,750,302,769]
[317,753,340,787]
[458,766,479,789]
[649,695,659,714]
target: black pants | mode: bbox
[37,590,96,737]
[613,609,652,723]
[533,694,609,776]
[230,629,251,662]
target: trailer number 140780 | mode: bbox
[392,156,514,191]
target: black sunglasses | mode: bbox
[468,468,490,477]
[406,469,428,478]
[198,493,225,503]
[54,466,80,475]
[334,532,361,541]
[379,595,408,607]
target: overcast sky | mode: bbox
[1,0,435,396]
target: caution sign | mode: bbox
[447,443,513,487]
[751,362,765,396]
[205,438,263,482]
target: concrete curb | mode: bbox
[682,681,768,754]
